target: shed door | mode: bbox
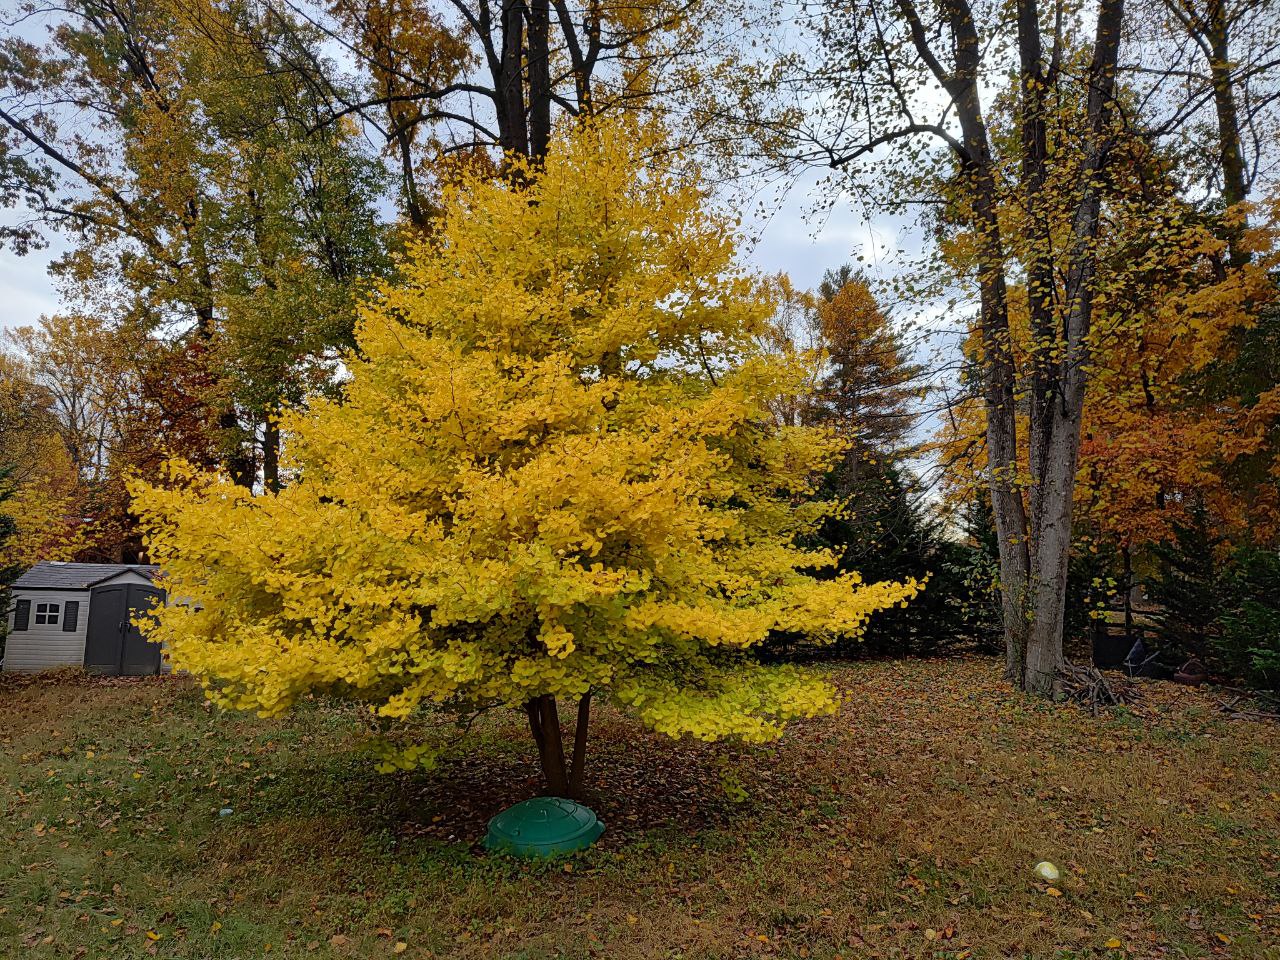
[85,584,164,675]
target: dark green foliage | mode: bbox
[0,467,21,657]
[765,456,1001,660]
[1063,540,1120,645]
[1214,548,1280,690]
[951,494,1004,654]
[1143,505,1280,688]
[1147,505,1225,667]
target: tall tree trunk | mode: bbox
[932,0,1034,683]
[1205,0,1250,266]
[928,0,1125,694]
[495,0,528,157]
[262,411,281,493]
[527,0,552,161]
[1020,0,1126,694]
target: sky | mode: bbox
[0,169,911,334]
[0,236,68,334]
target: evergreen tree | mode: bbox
[1148,504,1226,666]
[815,266,925,457]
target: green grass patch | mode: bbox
[1,659,1277,959]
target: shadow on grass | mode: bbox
[239,710,766,862]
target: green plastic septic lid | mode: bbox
[483,797,605,858]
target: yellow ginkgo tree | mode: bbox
[131,120,919,798]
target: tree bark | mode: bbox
[524,692,592,798]
[1019,0,1125,694]
[926,0,1034,683]
[526,0,553,162]
[568,691,591,798]
[495,0,528,157]
[1205,0,1250,265]
[262,412,281,493]
[919,0,1125,694]
[526,694,570,795]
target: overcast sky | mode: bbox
[0,165,915,334]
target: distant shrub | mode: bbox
[762,467,1002,662]
[1214,548,1280,690]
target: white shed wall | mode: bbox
[3,589,92,672]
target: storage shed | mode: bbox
[3,562,166,675]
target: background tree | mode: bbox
[787,0,1261,695]
[815,266,925,458]
[0,0,389,493]
[131,120,920,797]
[287,0,784,170]
[1125,0,1280,264]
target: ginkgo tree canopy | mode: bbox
[132,119,919,760]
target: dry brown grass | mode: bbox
[1,657,1277,959]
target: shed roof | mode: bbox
[13,562,160,591]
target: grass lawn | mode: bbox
[1,657,1277,959]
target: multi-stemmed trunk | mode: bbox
[525,693,591,799]
[905,0,1125,694]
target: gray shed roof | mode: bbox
[13,562,160,591]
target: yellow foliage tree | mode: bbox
[131,121,920,796]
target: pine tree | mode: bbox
[1148,504,1225,665]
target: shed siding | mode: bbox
[4,588,92,672]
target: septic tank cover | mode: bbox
[483,797,605,858]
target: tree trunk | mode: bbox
[526,695,570,795]
[1205,0,1250,266]
[1017,0,1125,695]
[525,692,592,798]
[495,0,528,157]
[932,0,1125,695]
[262,412,281,493]
[568,692,590,798]
[526,0,552,162]
[934,0,1034,685]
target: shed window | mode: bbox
[34,602,60,626]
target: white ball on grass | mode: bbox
[1034,861,1061,882]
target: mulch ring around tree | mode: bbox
[385,711,776,851]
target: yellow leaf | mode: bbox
[1104,937,1123,949]
[393,943,408,954]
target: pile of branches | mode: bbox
[1217,689,1280,722]
[1058,661,1137,715]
